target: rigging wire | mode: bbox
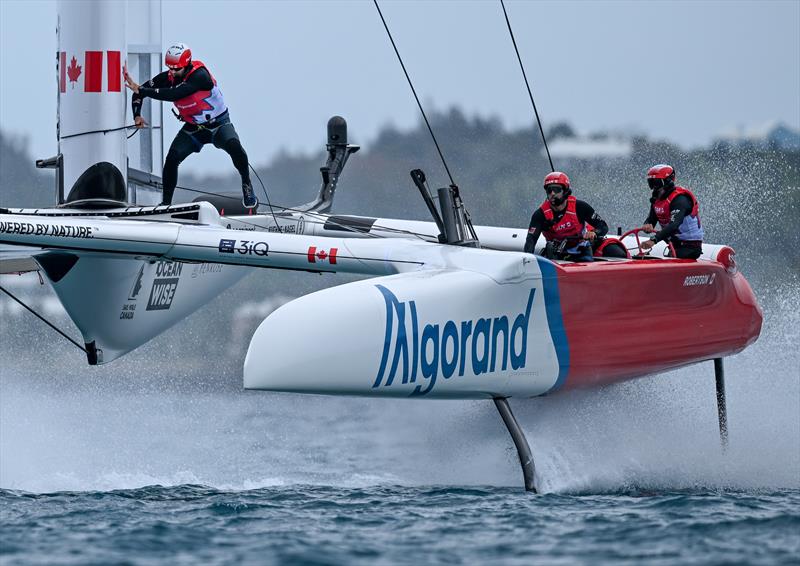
[0,284,87,353]
[499,0,555,172]
[372,0,457,187]
[61,124,161,141]
[248,163,282,232]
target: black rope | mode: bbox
[500,0,554,172]
[373,0,457,187]
[61,125,161,141]
[0,284,87,353]
[249,163,282,232]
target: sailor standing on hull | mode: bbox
[640,164,704,259]
[124,43,258,208]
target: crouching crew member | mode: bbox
[640,164,704,259]
[524,172,627,261]
[124,43,258,208]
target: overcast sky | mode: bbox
[1,0,798,174]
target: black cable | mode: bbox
[0,284,87,353]
[61,125,161,141]
[500,0,554,172]
[373,0,457,187]
[249,163,282,232]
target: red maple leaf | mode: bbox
[67,56,81,88]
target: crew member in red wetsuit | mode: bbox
[524,172,627,261]
[124,43,257,208]
[641,164,704,259]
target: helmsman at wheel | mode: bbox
[124,43,258,208]
[640,164,704,259]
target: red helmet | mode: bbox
[543,171,570,190]
[543,171,571,205]
[165,43,192,70]
[647,164,675,190]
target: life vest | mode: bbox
[169,60,227,125]
[540,196,587,244]
[652,186,704,242]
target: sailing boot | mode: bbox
[242,180,258,209]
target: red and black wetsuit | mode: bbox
[131,63,250,205]
[645,186,704,259]
[524,198,625,259]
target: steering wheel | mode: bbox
[620,227,676,258]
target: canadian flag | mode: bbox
[307,246,338,265]
[60,50,121,93]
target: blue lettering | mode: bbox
[374,285,404,388]
[410,301,419,384]
[414,324,440,396]
[441,321,459,379]
[491,316,509,372]
[471,318,491,376]
[510,289,535,370]
[373,286,537,395]
[459,320,472,376]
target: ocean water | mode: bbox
[1,273,799,564]
[2,486,798,565]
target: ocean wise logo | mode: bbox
[147,261,182,311]
[373,285,536,396]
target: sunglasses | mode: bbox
[544,185,565,195]
[647,178,669,190]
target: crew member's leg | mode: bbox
[673,244,702,259]
[162,128,203,205]
[213,121,256,208]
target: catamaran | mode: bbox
[0,0,761,492]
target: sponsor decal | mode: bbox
[128,264,144,300]
[0,221,94,239]
[307,246,338,264]
[119,303,137,320]
[218,238,269,256]
[146,261,183,311]
[191,263,224,278]
[373,285,536,396]
[236,240,269,256]
[120,263,146,319]
[268,224,296,234]
[683,274,715,287]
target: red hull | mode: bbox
[549,258,762,391]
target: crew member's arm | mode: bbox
[642,205,658,232]
[575,200,609,240]
[652,195,692,243]
[523,209,546,254]
[139,68,213,102]
[130,71,171,126]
